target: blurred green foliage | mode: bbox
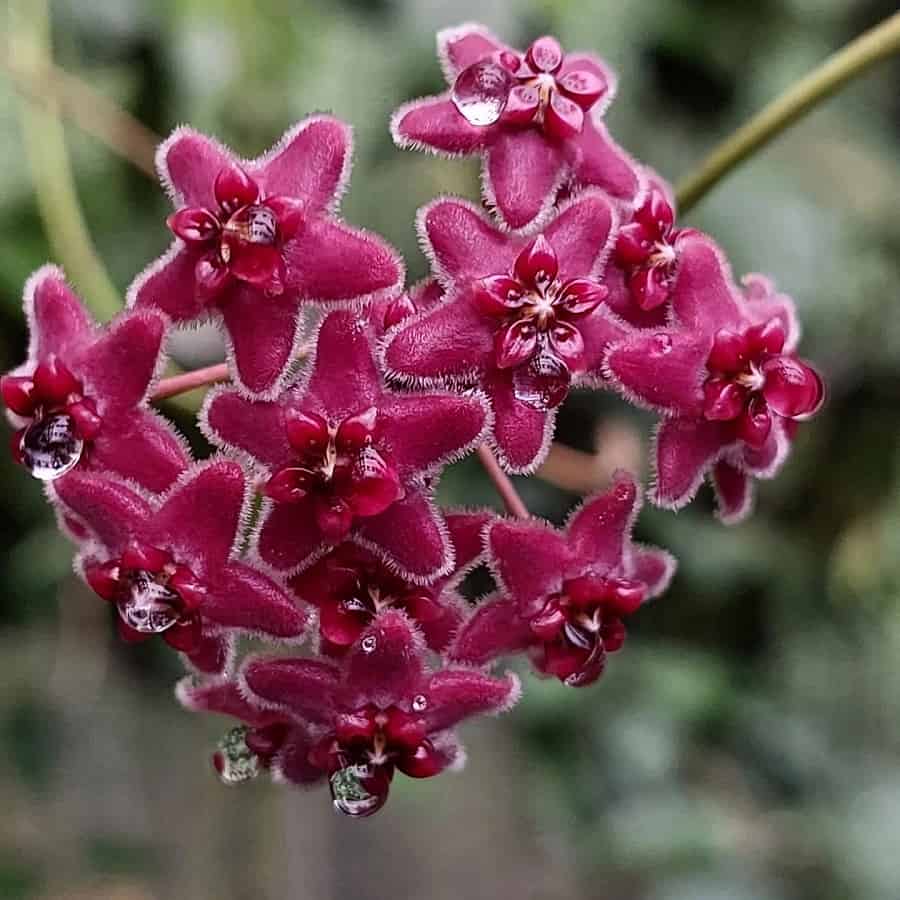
[1,0,899,898]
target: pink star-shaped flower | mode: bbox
[451,471,675,687]
[603,235,825,520]
[201,610,518,815]
[1,266,188,492]
[381,192,629,472]
[51,459,307,674]
[128,117,404,398]
[290,509,492,656]
[202,310,491,580]
[391,23,643,230]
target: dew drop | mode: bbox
[20,413,83,481]
[512,347,571,410]
[361,635,377,653]
[412,694,428,712]
[342,595,369,614]
[117,571,181,634]
[451,60,513,126]
[214,725,260,785]
[329,764,387,817]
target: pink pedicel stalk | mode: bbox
[1,22,826,818]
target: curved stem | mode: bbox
[153,363,230,401]
[476,446,530,519]
[676,11,900,213]
[8,0,122,321]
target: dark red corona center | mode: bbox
[473,234,608,409]
[309,704,445,817]
[84,540,207,652]
[702,319,824,449]
[1,357,102,480]
[451,35,608,137]
[264,407,404,543]
[291,545,441,653]
[529,573,646,686]
[167,162,305,300]
[614,189,684,311]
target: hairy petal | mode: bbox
[284,218,401,303]
[383,290,493,382]
[566,472,639,572]
[449,595,532,666]
[393,96,490,155]
[484,367,554,472]
[304,311,383,416]
[653,417,728,509]
[712,460,754,524]
[203,388,291,470]
[53,471,151,553]
[27,267,94,361]
[541,191,616,279]
[604,329,710,415]
[486,130,565,231]
[255,117,350,213]
[257,498,327,573]
[243,657,340,724]
[378,392,487,478]
[205,562,307,638]
[439,24,504,77]
[355,493,450,583]
[569,121,640,201]
[160,128,232,208]
[487,518,570,615]
[424,667,519,732]
[221,286,302,397]
[422,199,515,285]
[341,610,426,709]
[128,245,209,322]
[78,310,164,412]
[670,233,742,333]
[90,407,188,493]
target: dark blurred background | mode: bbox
[2,1,900,898]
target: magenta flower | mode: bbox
[451,472,675,686]
[290,509,492,656]
[234,610,519,816]
[382,193,628,472]
[603,235,825,519]
[1,266,188,492]
[128,118,404,397]
[391,23,642,230]
[51,459,307,673]
[202,310,490,579]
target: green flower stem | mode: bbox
[676,11,900,213]
[8,0,122,320]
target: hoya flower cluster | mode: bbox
[1,23,824,818]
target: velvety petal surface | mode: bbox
[355,493,450,583]
[486,129,566,230]
[541,191,616,279]
[604,329,710,414]
[202,388,291,471]
[712,460,753,524]
[243,657,341,724]
[257,498,327,573]
[450,595,532,666]
[159,128,232,208]
[484,367,554,472]
[439,23,504,77]
[27,267,94,361]
[284,218,401,303]
[53,471,151,552]
[424,668,519,733]
[128,245,209,322]
[90,407,188,494]
[670,234,742,333]
[569,121,641,201]
[653,417,728,509]
[221,285,303,397]
[566,473,638,572]
[487,518,570,615]
[255,117,350,213]
[393,96,491,155]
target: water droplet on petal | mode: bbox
[342,595,369,614]
[451,60,513,126]
[512,347,571,410]
[118,571,181,634]
[412,694,428,712]
[361,635,377,653]
[214,725,260,785]
[329,764,387,817]
[229,204,279,245]
[20,413,83,481]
